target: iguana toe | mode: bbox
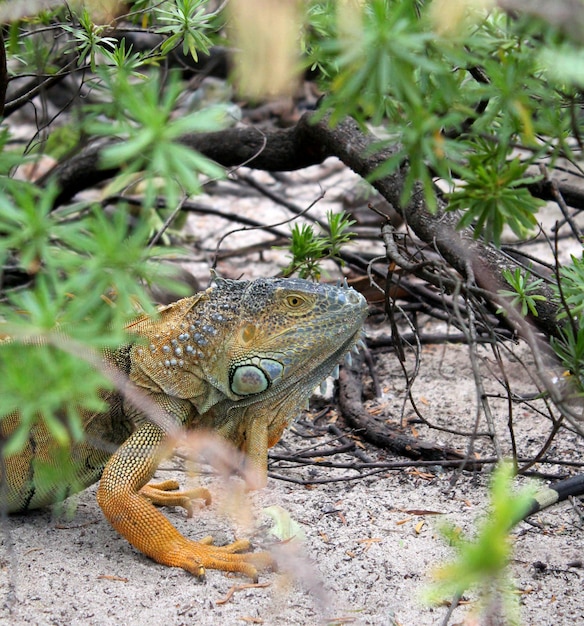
[140,480,211,517]
[165,537,274,581]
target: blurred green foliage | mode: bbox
[2,0,584,461]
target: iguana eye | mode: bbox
[230,359,284,396]
[285,294,305,308]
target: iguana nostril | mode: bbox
[346,289,364,305]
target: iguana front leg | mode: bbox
[240,413,289,489]
[216,400,300,490]
[96,421,273,580]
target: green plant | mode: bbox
[155,0,217,60]
[0,2,226,457]
[424,463,537,624]
[0,182,184,455]
[305,1,572,225]
[61,8,117,71]
[556,254,584,320]
[497,267,547,317]
[547,252,584,394]
[550,325,584,395]
[86,71,227,210]
[282,211,356,280]
[450,142,545,246]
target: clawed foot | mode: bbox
[163,536,275,581]
[137,480,274,580]
[140,479,211,517]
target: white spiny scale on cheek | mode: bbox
[231,365,269,395]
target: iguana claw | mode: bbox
[164,537,274,581]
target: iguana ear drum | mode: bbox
[230,359,284,396]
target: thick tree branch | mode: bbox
[303,115,561,338]
[41,120,328,207]
[43,111,562,337]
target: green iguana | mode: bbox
[0,276,368,580]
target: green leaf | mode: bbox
[263,505,306,542]
[448,141,544,246]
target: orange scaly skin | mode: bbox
[1,277,368,580]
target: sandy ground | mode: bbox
[1,338,582,626]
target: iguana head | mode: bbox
[198,277,368,409]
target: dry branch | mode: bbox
[337,351,467,462]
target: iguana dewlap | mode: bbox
[0,276,368,579]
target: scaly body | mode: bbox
[0,277,368,579]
